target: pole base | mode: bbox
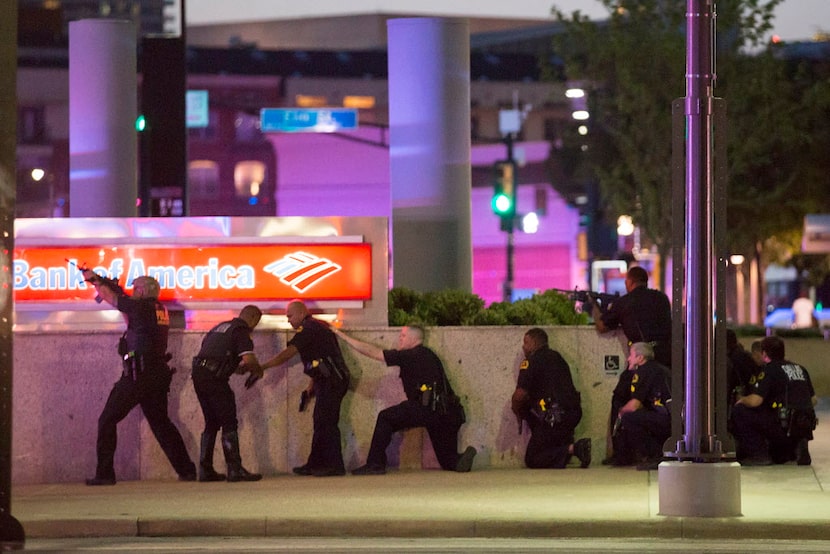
[0,513,25,550]
[658,461,742,517]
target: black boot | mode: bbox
[199,431,226,482]
[221,430,262,482]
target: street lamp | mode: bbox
[521,212,539,234]
[617,215,634,236]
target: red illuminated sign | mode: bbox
[13,244,372,304]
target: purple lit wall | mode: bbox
[269,132,585,305]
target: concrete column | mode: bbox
[387,18,472,292]
[69,20,137,217]
[0,1,24,547]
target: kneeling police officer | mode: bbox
[511,328,591,469]
[335,324,476,475]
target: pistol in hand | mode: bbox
[299,390,310,412]
[244,373,261,389]
[612,416,622,437]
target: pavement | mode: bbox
[9,403,830,543]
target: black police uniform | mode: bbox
[90,293,195,483]
[289,315,350,475]
[601,286,672,366]
[192,317,259,481]
[516,346,582,468]
[727,345,759,402]
[731,360,816,464]
[725,343,760,433]
[600,285,672,462]
[615,360,672,465]
[362,344,467,471]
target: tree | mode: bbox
[547,0,830,295]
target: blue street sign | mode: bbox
[260,108,359,133]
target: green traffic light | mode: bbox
[135,114,146,132]
[492,192,513,215]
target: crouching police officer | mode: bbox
[613,342,672,471]
[82,270,196,485]
[732,336,818,466]
[335,324,476,475]
[511,328,591,469]
[192,305,264,482]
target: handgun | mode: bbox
[299,390,310,412]
[244,373,261,389]
[66,258,124,303]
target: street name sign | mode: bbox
[260,108,359,133]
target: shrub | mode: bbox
[388,288,419,326]
[418,289,485,326]
[388,287,590,326]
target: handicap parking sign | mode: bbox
[604,355,620,376]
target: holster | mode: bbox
[780,406,819,437]
[193,357,235,379]
[419,384,434,408]
[117,333,128,357]
[531,398,565,428]
[122,352,144,381]
[421,383,462,417]
[304,356,348,381]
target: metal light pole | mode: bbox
[503,132,515,303]
[659,0,741,517]
[498,107,524,303]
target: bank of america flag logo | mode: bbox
[264,252,342,293]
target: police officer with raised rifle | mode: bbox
[592,266,671,465]
[81,268,196,485]
[191,305,263,482]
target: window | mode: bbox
[188,108,218,140]
[18,106,46,144]
[188,160,220,199]
[234,160,267,200]
[235,112,263,142]
[544,118,563,142]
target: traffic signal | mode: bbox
[492,160,516,231]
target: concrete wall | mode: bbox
[11,327,830,485]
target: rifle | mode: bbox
[550,288,620,314]
[66,259,125,303]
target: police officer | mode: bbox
[257,300,350,477]
[593,267,672,365]
[592,266,671,465]
[511,328,591,469]
[726,329,759,404]
[613,342,672,471]
[81,270,196,485]
[192,305,263,482]
[335,324,476,475]
[732,336,818,466]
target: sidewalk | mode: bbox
[12,402,830,541]
[11,459,830,541]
